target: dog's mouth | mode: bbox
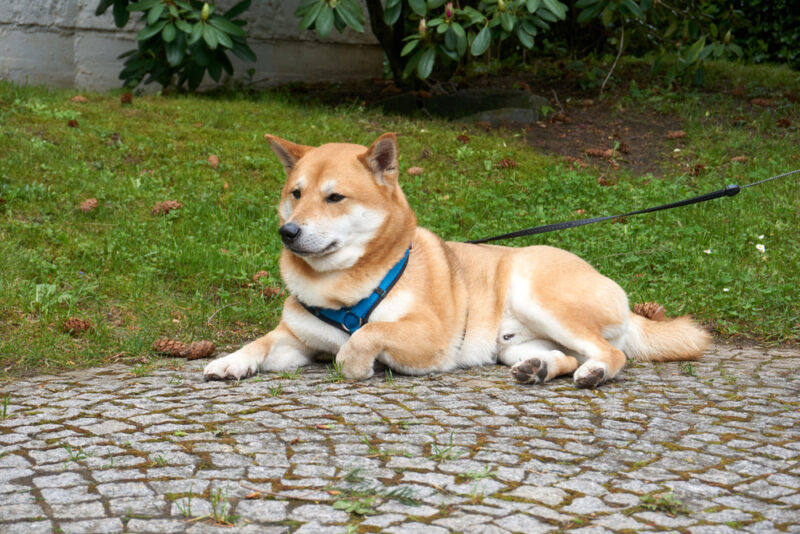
[285,240,340,257]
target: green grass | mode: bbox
[1,61,799,377]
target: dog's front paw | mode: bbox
[573,361,608,388]
[338,358,374,380]
[511,358,548,384]
[203,351,259,381]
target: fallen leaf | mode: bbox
[617,143,631,154]
[563,156,588,169]
[777,118,791,128]
[499,158,518,169]
[586,148,607,158]
[80,198,98,213]
[456,134,470,144]
[602,148,615,158]
[71,95,88,103]
[208,154,220,169]
[750,97,772,107]
[691,163,706,176]
[67,119,79,128]
[666,130,686,139]
[597,176,617,186]
[262,286,282,298]
[380,84,402,95]
[120,93,133,105]
[406,166,423,176]
[730,155,748,163]
[151,200,183,215]
[245,492,262,500]
[252,270,270,282]
[328,490,341,496]
[315,423,333,430]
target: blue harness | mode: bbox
[299,246,412,335]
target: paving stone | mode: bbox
[493,513,552,534]
[1,343,798,533]
[58,518,124,533]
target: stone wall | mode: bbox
[0,0,383,90]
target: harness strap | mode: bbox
[300,246,412,334]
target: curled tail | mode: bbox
[624,313,710,362]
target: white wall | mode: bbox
[0,0,383,90]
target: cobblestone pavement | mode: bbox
[1,343,799,533]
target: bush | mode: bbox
[96,0,256,91]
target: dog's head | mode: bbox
[265,133,415,272]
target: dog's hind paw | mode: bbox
[511,358,548,384]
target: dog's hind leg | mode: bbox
[498,340,579,384]
[570,338,627,388]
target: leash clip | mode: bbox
[724,184,740,197]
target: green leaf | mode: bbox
[189,21,204,44]
[438,44,459,62]
[299,1,323,29]
[417,47,436,79]
[402,50,423,79]
[186,62,205,90]
[576,2,603,23]
[516,25,534,48]
[162,23,176,42]
[175,19,192,33]
[165,37,185,66]
[542,0,566,20]
[574,0,597,7]
[335,2,364,32]
[208,15,247,37]
[685,36,706,64]
[202,22,219,49]
[526,0,542,12]
[224,0,251,20]
[471,25,491,56]
[231,42,257,62]
[450,22,465,39]
[113,0,131,27]
[95,0,114,17]
[401,38,420,57]
[621,0,644,19]
[500,11,515,32]
[315,6,334,37]
[427,0,446,8]
[409,0,427,17]
[384,0,402,25]
[213,26,233,48]
[127,0,160,12]
[136,19,167,41]
[147,3,165,25]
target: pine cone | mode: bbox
[152,337,186,356]
[63,317,92,335]
[633,302,667,321]
[80,198,98,213]
[151,200,183,215]
[180,341,216,360]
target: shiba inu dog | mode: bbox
[203,133,709,387]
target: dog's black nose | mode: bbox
[278,222,301,243]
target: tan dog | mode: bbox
[203,133,709,387]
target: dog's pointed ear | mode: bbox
[359,133,399,189]
[264,134,312,175]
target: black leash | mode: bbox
[466,169,800,245]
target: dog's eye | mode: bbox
[325,193,345,203]
[291,189,301,199]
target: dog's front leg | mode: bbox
[203,322,313,381]
[335,319,439,380]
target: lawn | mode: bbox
[1,60,799,377]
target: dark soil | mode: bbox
[281,63,687,178]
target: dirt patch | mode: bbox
[284,73,684,177]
